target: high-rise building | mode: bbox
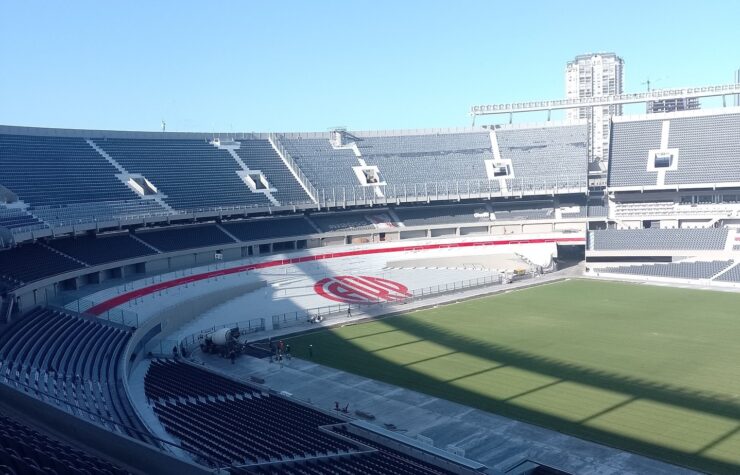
[565,53,624,161]
[735,68,740,107]
[647,97,700,114]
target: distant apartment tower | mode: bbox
[565,53,624,161]
[647,97,700,114]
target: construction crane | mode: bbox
[641,77,667,92]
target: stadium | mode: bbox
[2,3,740,472]
[2,89,740,475]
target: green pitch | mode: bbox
[288,279,740,474]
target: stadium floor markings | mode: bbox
[85,235,584,315]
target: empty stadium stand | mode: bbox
[94,138,271,211]
[586,197,608,218]
[235,140,311,205]
[491,202,555,221]
[0,309,148,442]
[715,262,740,283]
[146,360,356,466]
[0,207,45,233]
[357,133,492,184]
[0,134,166,226]
[136,225,235,252]
[394,204,489,226]
[495,125,588,189]
[559,202,588,218]
[0,243,84,286]
[607,120,662,187]
[665,113,740,185]
[279,137,360,193]
[598,260,734,279]
[308,211,377,232]
[145,360,455,474]
[221,217,316,242]
[590,228,729,251]
[0,407,129,475]
[47,234,157,266]
[33,200,169,229]
[608,112,740,188]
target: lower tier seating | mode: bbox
[591,227,729,251]
[0,243,84,285]
[0,309,149,442]
[136,225,235,252]
[221,217,316,242]
[146,361,454,474]
[0,408,129,475]
[716,263,740,282]
[394,204,489,226]
[598,260,733,279]
[47,234,157,266]
[309,211,376,232]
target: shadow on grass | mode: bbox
[289,315,740,475]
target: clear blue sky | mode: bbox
[1,0,738,132]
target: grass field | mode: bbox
[287,279,740,474]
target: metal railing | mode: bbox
[177,317,266,353]
[271,273,511,330]
[269,133,320,203]
[313,176,586,209]
[48,298,140,328]
[13,175,586,236]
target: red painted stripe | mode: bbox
[86,236,584,315]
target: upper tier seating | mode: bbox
[608,112,740,188]
[394,204,489,226]
[607,120,662,187]
[136,225,235,252]
[94,138,270,211]
[0,309,148,442]
[495,125,588,189]
[221,217,316,242]
[664,113,740,185]
[0,243,84,285]
[32,200,169,228]
[590,228,729,251]
[47,234,157,266]
[0,408,129,475]
[599,260,733,279]
[279,137,360,192]
[587,197,608,217]
[0,207,45,233]
[0,134,164,225]
[357,133,492,184]
[234,140,311,205]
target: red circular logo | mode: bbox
[314,275,411,304]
